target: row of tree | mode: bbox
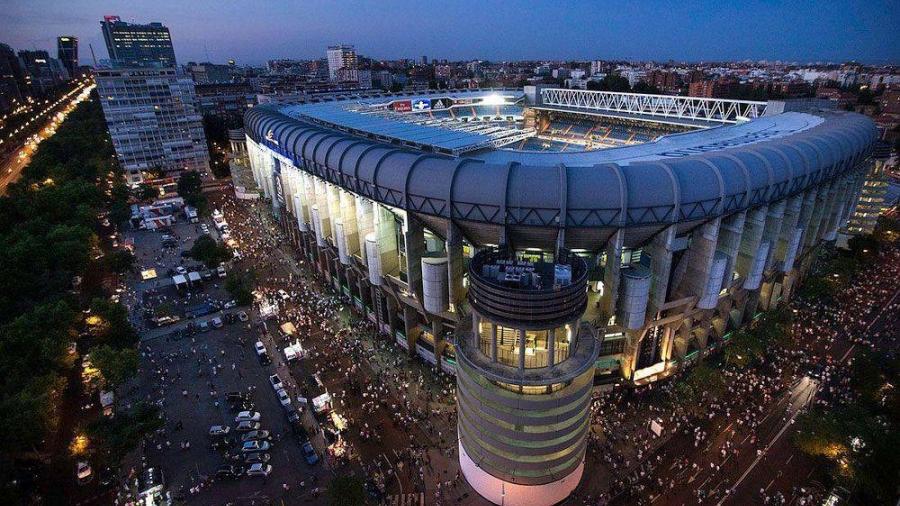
[0,92,148,502]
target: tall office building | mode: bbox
[326,45,357,82]
[57,36,78,78]
[94,67,209,186]
[101,15,176,67]
[0,43,25,113]
[17,50,68,96]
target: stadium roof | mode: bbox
[281,89,523,155]
[245,90,878,240]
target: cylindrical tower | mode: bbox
[456,248,599,506]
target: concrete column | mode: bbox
[774,195,803,272]
[518,329,526,371]
[446,222,466,312]
[548,328,556,367]
[491,324,498,362]
[491,323,498,362]
[678,218,721,300]
[601,230,624,320]
[375,205,400,279]
[716,211,746,291]
[385,294,398,338]
[326,184,342,244]
[735,207,766,284]
[339,190,359,260]
[797,188,819,256]
[825,178,852,240]
[402,305,420,354]
[806,182,833,247]
[355,197,375,264]
[762,200,786,271]
[647,226,676,316]
[404,214,426,302]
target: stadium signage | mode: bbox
[431,97,454,110]
[392,100,412,112]
[412,98,431,111]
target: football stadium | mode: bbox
[243,87,877,505]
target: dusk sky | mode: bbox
[2,0,898,65]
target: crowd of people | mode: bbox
[119,184,898,505]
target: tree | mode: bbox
[90,345,139,388]
[327,474,367,506]
[225,271,254,306]
[137,183,157,201]
[105,249,135,274]
[88,298,138,348]
[88,402,163,462]
[177,170,206,210]
[187,234,231,267]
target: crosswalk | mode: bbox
[383,492,424,506]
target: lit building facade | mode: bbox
[242,88,876,505]
[101,16,176,68]
[327,45,357,82]
[95,67,209,185]
[57,36,78,79]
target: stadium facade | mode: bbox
[243,87,876,505]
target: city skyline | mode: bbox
[2,0,899,65]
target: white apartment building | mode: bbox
[94,67,209,186]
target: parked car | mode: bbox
[208,425,231,437]
[215,464,242,480]
[241,440,271,453]
[235,411,261,423]
[235,421,261,432]
[254,341,267,356]
[223,299,237,309]
[241,430,271,442]
[244,452,271,465]
[217,264,227,278]
[276,388,291,406]
[277,289,290,301]
[76,461,93,485]
[210,317,224,329]
[301,441,319,465]
[175,266,187,275]
[237,311,249,322]
[246,463,272,477]
[198,321,211,333]
[269,374,284,391]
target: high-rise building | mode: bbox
[101,15,176,67]
[57,36,78,78]
[94,67,209,185]
[18,50,67,96]
[326,45,356,82]
[0,43,25,113]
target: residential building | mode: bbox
[326,45,357,81]
[94,67,209,185]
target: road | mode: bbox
[0,82,94,195]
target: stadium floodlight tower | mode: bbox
[455,247,599,506]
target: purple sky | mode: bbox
[2,0,898,65]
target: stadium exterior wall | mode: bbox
[242,96,876,505]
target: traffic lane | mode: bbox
[717,378,818,505]
[648,377,815,505]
